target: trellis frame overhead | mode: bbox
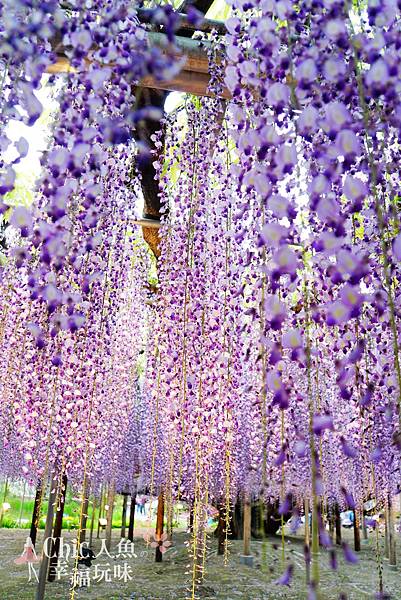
[48,17,229,98]
[48,3,228,256]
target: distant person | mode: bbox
[137,495,146,516]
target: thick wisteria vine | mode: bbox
[1,1,401,599]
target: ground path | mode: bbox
[0,528,400,599]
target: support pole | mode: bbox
[362,512,368,542]
[243,497,251,557]
[127,493,136,542]
[311,484,320,588]
[48,475,67,582]
[328,506,334,542]
[217,506,226,556]
[189,502,194,534]
[78,482,90,547]
[105,483,115,552]
[335,503,342,546]
[155,492,165,562]
[35,475,57,600]
[89,495,97,548]
[384,502,390,560]
[388,494,397,568]
[0,477,9,526]
[96,485,104,539]
[353,509,361,552]
[121,494,128,539]
[30,484,43,547]
[304,498,310,547]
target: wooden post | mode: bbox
[166,504,174,539]
[105,483,115,552]
[189,502,194,534]
[335,503,342,546]
[121,494,128,539]
[155,492,165,562]
[217,506,226,556]
[328,506,334,542]
[78,483,90,547]
[89,495,97,548]
[96,485,104,539]
[0,477,9,526]
[384,502,390,559]
[311,490,320,587]
[35,475,57,600]
[243,497,251,557]
[127,493,136,542]
[353,509,361,552]
[304,498,310,547]
[30,484,43,547]
[362,512,368,541]
[48,475,67,582]
[388,495,397,567]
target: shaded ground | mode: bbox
[0,527,400,600]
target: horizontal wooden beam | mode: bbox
[59,4,225,34]
[148,32,211,74]
[133,218,161,229]
[137,9,226,34]
[141,70,230,99]
[46,33,230,99]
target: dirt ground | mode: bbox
[0,526,400,600]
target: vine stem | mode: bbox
[303,260,320,593]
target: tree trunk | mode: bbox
[243,498,251,557]
[121,494,128,539]
[35,475,57,600]
[48,474,67,582]
[384,501,390,559]
[105,483,115,552]
[353,509,361,552]
[335,503,341,546]
[78,483,90,547]
[128,493,136,542]
[388,495,397,567]
[97,485,104,539]
[155,492,165,562]
[217,506,226,556]
[189,502,194,534]
[0,478,9,526]
[89,495,97,548]
[328,506,334,542]
[362,512,368,541]
[304,498,310,547]
[30,484,42,547]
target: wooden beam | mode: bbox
[59,4,225,33]
[46,33,230,99]
[149,32,212,74]
[141,70,230,99]
[137,9,226,34]
[133,218,162,229]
